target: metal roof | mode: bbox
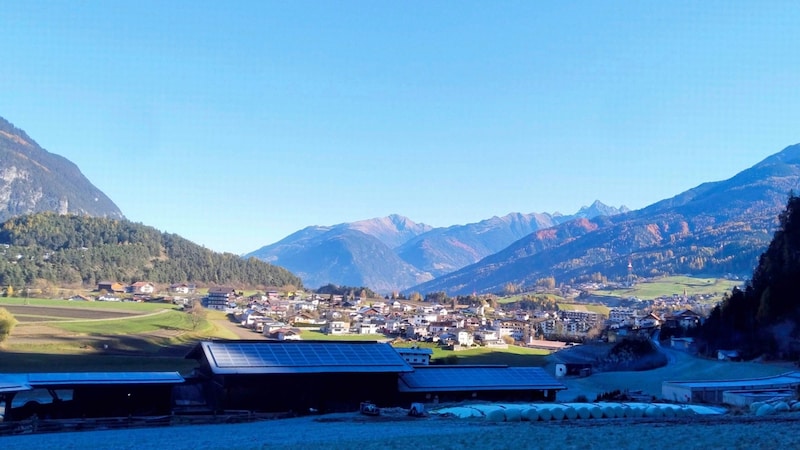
[398,366,566,393]
[663,371,800,389]
[25,372,185,386]
[0,374,31,393]
[191,340,414,375]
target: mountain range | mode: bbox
[248,145,800,295]
[0,116,123,221]
[245,203,630,292]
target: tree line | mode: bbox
[0,213,303,291]
[695,194,800,360]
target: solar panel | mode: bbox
[201,341,413,374]
[398,366,565,392]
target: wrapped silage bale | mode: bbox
[523,407,539,422]
[600,404,616,418]
[575,406,591,419]
[645,406,663,418]
[589,405,603,419]
[627,405,644,418]
[755,404,775,417]
[486,408,506,422]
[563,406,578,420]
[661,406,676,418]
[773,401,790,413]
[538,408,553,421]
[749,401,765,414]
[791,402,800,412]
[550,406,566,421]
[505,408,523,422]
[612,405,625,418]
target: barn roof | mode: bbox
[663,371,800,389]
[26,372,185,386]
[0,375,31,393]
[398,366,566,393]
[187,340,414,375]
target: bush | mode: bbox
[0,308,18,342]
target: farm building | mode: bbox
[0,372,185,421]
[185,340,414,413]
[662,371,800,404]
[397,366,566,403]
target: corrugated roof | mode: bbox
[25,372,185,386]
[192,340,414,375]
[663,371,800,389]
[398,366,566,393]
[0,374,31,393]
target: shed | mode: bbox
[662,371,800,404]
[397,365,566,403]
[186,340,413,413]
[2,372,184,420]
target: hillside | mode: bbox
[410,144,800,295]
[0,213,303,290]
[0,116,123,221]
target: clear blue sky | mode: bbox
[2,2,799,254]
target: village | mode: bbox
[70,279,716,353]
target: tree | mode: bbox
[0,307,17,342]
[187,299,207,331]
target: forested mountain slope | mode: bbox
[0,213,303,290]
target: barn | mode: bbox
[0,372,185,420]
[397,365,566,403]
[185,340,414,413]
[662,371,800,404]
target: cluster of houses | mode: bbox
[209,285,709,351]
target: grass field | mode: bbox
[0,296,181,312]
[556,303,610,315]
[592,276,742,301]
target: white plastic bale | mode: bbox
[564,406,578,420]
[505,408,523,422]
[487,409,506,422]
[645,406,663,418]
[791,402,800,412]
[551,407,566,421]
[589,406,603,419]
[756,404,775,417]
[523,407,539,422]
[773,402,790,413]
[613,406,624,418]
[628,406,644,418]
[601,406,615,418]
[538,408,553,421]
[576,406,590,419]
[749,401,765,413]
[661,406,676,418]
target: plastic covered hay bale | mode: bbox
[576,406,591,419]
[773,402,790,413]
[550,407,566,421]
[612,405,625,418]
[564,406,578,420]
[661,406,676,418]
[791,402,800,412]
[505,408,522,422]
[645,406,663,418]
[538,408,553,421]
[601,405,615,418]
[523,407,539,422]
[627,406,644,418]
[486,409,506,422]
[589,406,603,419]
[749,401,765,413]
[755,404,775,417]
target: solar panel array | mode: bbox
[398,366,565,392]
[204,341,412,374]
